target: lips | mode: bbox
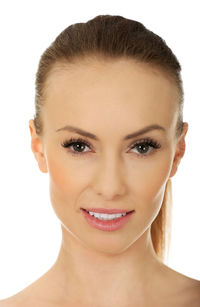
[81,208,134,214]
[81,208,135,231]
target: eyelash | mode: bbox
[61,137,161,158]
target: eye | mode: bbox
[128,138,161,158]
[61,137,161,157]
[61,137,92,155]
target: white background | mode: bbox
[0,0,199,300]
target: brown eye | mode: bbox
[61,137,92,155]
[71,142,88,153]
[61,137,161,158]
[133,143,152,154]
[129,138,161,158]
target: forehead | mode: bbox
[42,58,179,134]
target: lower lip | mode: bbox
[81,209,135,231]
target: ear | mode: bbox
[29,119,48,173]
[169,122,189,178]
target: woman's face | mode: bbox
[30,58,188,254]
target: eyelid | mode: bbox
[61,136,161,158]
[128,137,161,148]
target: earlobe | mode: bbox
[37,156,48,174]
[169,144,184,178]
[29,119,48,173]
[34,151,48,173]
[169,122,189,178]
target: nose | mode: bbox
[92,153,127,200]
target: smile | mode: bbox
[81,208,135,231]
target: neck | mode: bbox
[47,225,164,305]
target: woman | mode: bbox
[1,14,199,307]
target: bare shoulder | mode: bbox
[0,297,19,307]
[0,277,63,307]
[0,293,63,307]
[169,266,200,291]
[0,280,47,307]
[0,266,67,307]
[0,289,49,307]
[160,264,200,306]
[180,276,200,304]
[175,277,200,307]
[0,282,39,307]
[0,292,29,307]
[0,295,44,307]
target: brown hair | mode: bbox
[33,14,184,263]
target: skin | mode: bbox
[1,57,200,306]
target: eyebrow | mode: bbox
[55,124,166,141]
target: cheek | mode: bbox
[130,154,172,232]
[133,153,172,205]
[47,154,82,205]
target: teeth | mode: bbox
[88,211,127,220]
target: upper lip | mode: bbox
[81,207,134,214]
